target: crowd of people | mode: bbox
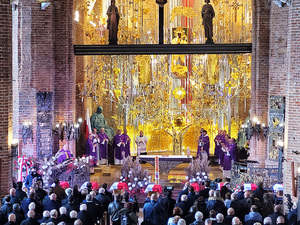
[0,178,298,225]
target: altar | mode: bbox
[139,155,192,175]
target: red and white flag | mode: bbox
[85,108,92,139]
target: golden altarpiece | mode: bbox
[74,0,252,155]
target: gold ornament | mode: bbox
[172,87,186,100]
[174,115,184,127]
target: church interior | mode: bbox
[1,0,300,220]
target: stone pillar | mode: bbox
[0,0,13,197]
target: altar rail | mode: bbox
[231,161,281,188]
[50,165,90,188]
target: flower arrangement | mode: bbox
[120,155,149,194]
[185,153,210,184]
[14,155,35,181]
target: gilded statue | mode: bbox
[201,0,215,44]
[107,0,120,45]
[90,106,114,140]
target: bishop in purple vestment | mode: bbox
[197,130,210,158]
[57,144,72,164]
[98,128,109,164]
[114,129,126,165]
[122,129,131,157]
[221,138,237,178]
[86,134,97,160]
[214,130,222,159]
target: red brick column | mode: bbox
[0,0,13,197]
[250,0,270,165]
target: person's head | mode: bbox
[205,180,211,188]
[27,210,35,219]
[181,194,188,202]
[68,195,74,203]
[87,182,92,189]
[173,207,183,216]
[81,189,88,197]
[209,210,216,219]
[203,130,207,135]
[70,210,78,219]
[257,181,264,188]
[166,190,172,197]
[74,219,83,225]
[47,222,55,225]
[102,183,108,190]
[86,194,93,202]
[92,128,97,134]
[244,191,251,198]
[214,190,221,198]
[50,193,57,201]
[200,128,204,133]
[90,191,96,198]
[100,128,105,133]
[13,203,20,212]
[99,188,105,194]
[73,185,78,191]
[239,185,244,191]
[204,0,210,4]
[263,217,272,225]
[228,208,235,215]
[205,219,212,225]
[59,207,67,215]
[114,194,121,201]
[178,219,186,225]
[43,210,50,218]
[274,205,282,213]
[189,205,198,214]
[188,186,195,193]
[54,179,60,185]
[140,130,144,136]
[195,211,203,221]
[28,202,36,211]
[4,195,11,203]
[117,129,122,135]
[216,213,224,223]
[89,133,93,140]
[50,209,58,218]
[57,222,66,225]
[232,217,240,225]
[8,213,16,222]
[225,192,231,200]
[277,216,285,224]
[65,188,73,196]
[124,129,128,134]
[250,205,258,212]
[10,188,16,196]
[80,204,87,211]
[150,193,157,201]
[209,189,214,197]
[28,191,35,199]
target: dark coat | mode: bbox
[15,189,27,202]
[198,188,210,200]
[0,203,13,222]
[62,202,80,214]
[184,212,196,225]
[160,196,176,218]
[105,190,113,202]
[21,198,42,216]
[206,197,226,215]
[43,200,61,212]
[187,193,198,207]
[58,214,70,223]
[86,201,102,224]
[51,185,66,201]
[11,210,25,225]
[223,215,234,225]
[177,188,189,203]
[96,193,111,212]
[2,196,20,205]
[267,212,288,225]
[143,200,164,225]
[236,191,244,201]
[175,201,190,217]
[20,217,40,225]
[38,216,50,224]
[288,208,300,225]
[77,210,94,225]
[252,187,267,202]
[45,217,60,225]
[4,221,18,225]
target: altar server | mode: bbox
[221,138,237,178]
[214,130,222,160]
[98,128,109,164]
[122,129,131,157]
[114,129,126,165]
[135,130,148,155]
[86,134,97,161]
[92,128,100,163]
[197,130,210,158]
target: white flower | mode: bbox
[202,172,206,176]
[196,172,200,176]
[143,178,147,181]
[128,175,131,178]
[204,176,208,179]
[192,178,196,182]
[134,177,138,182]
[145,182,148,186]
[128,183,132,186]
[120,176,123,180]
[185,176,189,180]
[122,179,125,182]
[129,171,132,174]
[139,184,143,187]
[129,187,132,190]
[132,184,136,188]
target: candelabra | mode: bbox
[242,117,270,141]
[53,118,83,141]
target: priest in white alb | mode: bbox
[135,130,148,155]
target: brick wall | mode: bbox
[0,0,13,197]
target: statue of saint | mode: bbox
[201,0,215,44]
[106,0,120,45]
[90,106,114,140]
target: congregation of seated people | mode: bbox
[0,179,298,225]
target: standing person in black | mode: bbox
[252,181,268,202]
[15,182,27,202]
[199,181,211,200]
[177,182,190,203]
[267,205,288,225]
[108,194,123,225]
[0,196,13,224]
[103,183,113,202]
[160,190,176,220]
[77,204,93,225]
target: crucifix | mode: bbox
[225,80,234,95]
[230,0,243,23]
[156,0,168,44]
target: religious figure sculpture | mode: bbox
[106,0,120,45]
[90,106,114,140]
[201,0,215,44]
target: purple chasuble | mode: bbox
[114,134,126,160]
[122,134,131,157]
[214,134,221,158]
[57,149,72,164]
[98,133,109,159]
[197,134,210,157]
[86,139,96,159]
[222,144,237,170]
